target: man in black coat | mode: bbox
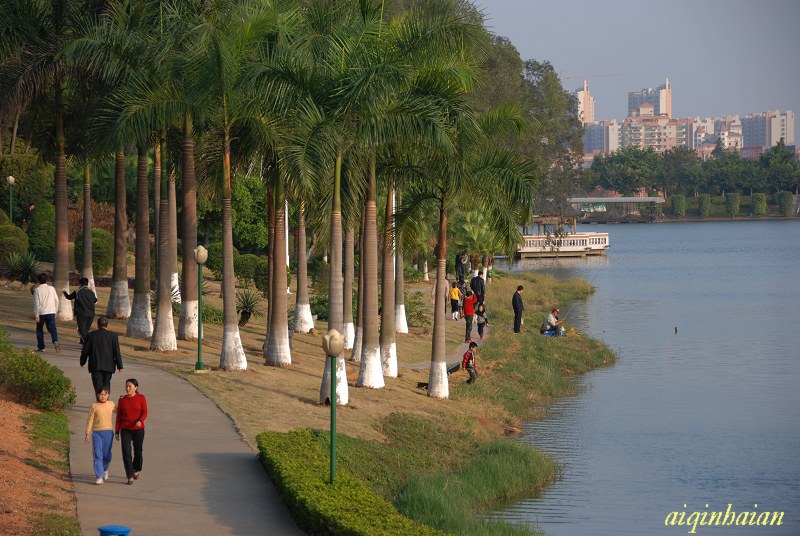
[63,277,97,345]
[512,285,524,333]
[80,316,124,394]
[470,271,485,305]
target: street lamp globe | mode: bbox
[322,329,345,357]
[6,176,14,186]
[194,245,208,265]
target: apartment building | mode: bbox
[627,78,672,118]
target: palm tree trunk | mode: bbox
[266,184,275,326]
[380,183,397,377]
[394,189,408,334]
[178,113,198,339]
[292,201,314,333]
[320,155,348,404]
[152,139,161,274]
[219,135,247,371]
[427,197,449,399]
[264,167,291,367]
[349,210,364,363]
[151,135,177,351]
[54,84,72,321]
[107,150,131,318]
[168,169,180,304]
[82,159,95,292]
[343,222,355,349]
[126,144,153,339]
[356,155,384,388]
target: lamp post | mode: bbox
[321,329,345,483]
[194,245,208,372]
[6,176,14,223]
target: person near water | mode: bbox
[63,277,97,345]
[32,273,61,352]
[85,387,116,485]
[512,285,524,333]
[544,307,564,336]
[116,378,148,485]
[80,316,124,395]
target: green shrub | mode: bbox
[236,288,263,326]
[310,294,328,321]
[0,329,76,412]
[27,201,55,262]
[0,209,8,225]
[698,194,711,218]
[257,429,448,536]
[752,193,767,215]
[777,191,794,216]
[725,193,740,217]
[0,224,29,269]
[234,253,261,288]
[206,241,239,280]
[2,251,41,283]
[202,302,224,324]
[670,195,686,218]
[404,291,431,329]
[74,228,114,276]
[404,264,423,283]
[255,259,269,297]
[307,256,329,295]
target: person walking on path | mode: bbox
[457,277,468,318]
[449,281,461,320]
[85,387,116,485]
[463,290,478,342]
[512,285,524,333]
[80,316,124,395]
[64,277,97,344]
[33,273,61,352]
[116,378,147,485]
[470,270,486,305]
[476,303,489,339]
[461,341,478,384]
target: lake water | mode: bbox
[495,220,800,536]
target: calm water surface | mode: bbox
[495,221,800,536]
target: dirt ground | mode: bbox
[0,391,76,536]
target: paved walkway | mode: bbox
[4,326,302,536]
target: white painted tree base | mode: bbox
[395,305,408,334]
[319,355,349,405]
[356,346,384,388]
[349,327,362,362]
[344,322,355,350]
[150,312,177,351]
[381,342,397,378]
[57,288,73,322]
[292,303,315,333]
[220,327,247,371]
[264,331,292,367]
[170,272,181,303]
[106,281,131,319]
[126,294,153,339]
[423,260,429,281]
[83,269,95,294]
[427,361,449,399]
[178,300,199,340]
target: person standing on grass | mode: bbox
[80,317,124,394]
[470,270,485,305]
[476,303,489,339]
[32,273,61,352]
[512,285,524,333]
[116,378,147,485]
[85,387,116,485]
[461,341,478,384]
[63,277,97,345]
[463,290,478,342]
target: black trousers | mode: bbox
[513,311,523,333]
[77,315,94,344]
[464,315,474,341]
[91,371,114,395]
[120,428,145,478]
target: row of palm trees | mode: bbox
[1,0,538,400]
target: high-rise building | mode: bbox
[574,80,595,125]
[628,78,672,118]
[582,119,620,154]
[741,110,795,148]
[621,104,688,152]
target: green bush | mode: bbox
[74,228,114,276]
[404,291,431,329]
[255,259,269,297]
[206,241,239,280]
[0,209,8,225]
[725,193,740,217]
[670,195,686,218]
[752,193,767,215]
[310,294,328,321]
[257,429,448,536]
[27,201,55,262]
[202,302,224,325]
[698,194,711,218]
[0,329,76,412]
[404,264,423,283]
[234,253,261,288]
[777,191,794,216]
[0,224,30,269]
[2,251,40,283]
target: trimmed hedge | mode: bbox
[255,259,269,297]
[234,253,261,287]
[0,224,29,269]
[670,195,686,218]
[725,193,740,217]
[27,201,55,262]
[74,228,114,275]
[207,241,239,280]
[256,429,449,536]
[0,328,76,411]
[752,193,767,215]
[777,191,793,216]
[698,194,711,218]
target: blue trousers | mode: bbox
[36,313,59,350]
[92,430,114,478]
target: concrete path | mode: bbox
[4,326,302,536]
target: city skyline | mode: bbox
[481,0,799,141]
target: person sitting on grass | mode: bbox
[542,307,564,336]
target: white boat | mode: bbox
[517,216,610,258]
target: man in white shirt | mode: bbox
[33,273,61,352]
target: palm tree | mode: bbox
[150,134,177,350]
[343,221,356,348]
[263,165,291,367]
[292,201,314,333]
[126,142,153,339]
[394,187,408,333]
[107,149,131,318]
[80,159,95,291]
[379,180,397,377]
[177,111,198,339]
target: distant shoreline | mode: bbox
[582,215,799,224]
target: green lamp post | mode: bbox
[6,176,14,223]
[194,245,208,372]
[321,329,345,483]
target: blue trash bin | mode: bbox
[98,525,131,536]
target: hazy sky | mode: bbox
[480,0,799,140]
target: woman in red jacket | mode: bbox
[115,378,148,485]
